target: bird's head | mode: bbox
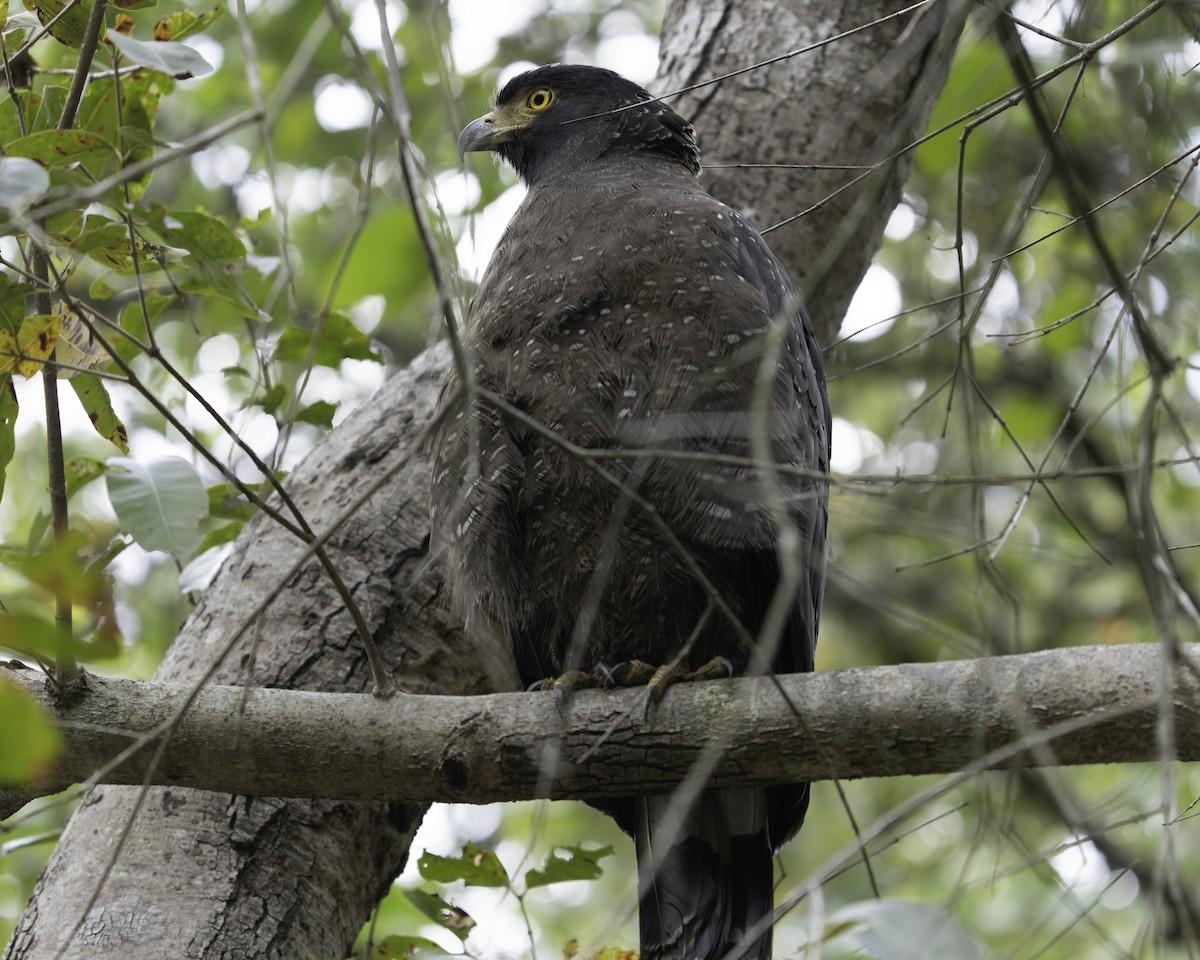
[457,64,700,186]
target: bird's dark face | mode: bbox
[457,64,700,186]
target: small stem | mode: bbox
[37,0,106,687]
[34,253,76,682]
[58,0,108,131]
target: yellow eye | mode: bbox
[526,87,555,111]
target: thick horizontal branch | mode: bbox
[4,643,1198,810]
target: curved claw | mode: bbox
[642,656,739,718]
[529,667,611,712]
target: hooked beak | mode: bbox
[457,114,501,162]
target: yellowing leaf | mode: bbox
[0,314,60,378]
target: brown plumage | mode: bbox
[430,65,829,959]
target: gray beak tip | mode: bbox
[457,115,497,163]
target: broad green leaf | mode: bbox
[152,4,222,41]
[524,844,614,889]
[5,129,116,169]
[401,890,475,942]
[0,279,32,334]
[0,0,8,31]
[88,274,119,299]
[0,376,16,501]
[67,220,142,271]
[275,312,377,366]
[0,672,61,783]
[107,31,213,79]
[72,71,172,200]
[70,374,128,452]
[294,399,336,427]
[27,457,107,550]
[206,480,258,522]
[194,520,242,556]
[0,157,50,211]
[155,210,245,262]
[106,456,207,558]
[370,935,452,959]
[29,85,67,134]
[0,314,60,378]
[26,0,92,48]
[0,609,69,660]
[0,90,39,145]
[417,843,509,888]
[256,383,285,415]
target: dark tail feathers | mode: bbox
[634,789,774,960]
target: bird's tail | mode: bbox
[634,789,774,960]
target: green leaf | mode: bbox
[0,672,61,784]
[71,373,129,452]
[0,90,38,146]
[206,480,258,522]
[0,609,73,661]
[25,0,92,48]
[256,382,286,415]
[107,31,213,79]
[66,219,143,271]
[275,312,377,366]
[524,844,614,889]
[152,4,222,41]
[0,279,32,334]
[155,210,246,262]
[0,156,50,211]
[370,935,453,959]
[27,457,107,550]
[106,456,207,558]
[29,85,68,134]
[5,129,116,169]
[0,0,8,31]
[417,842,510,888]
[294,399,336,427]
[0,376,16,502]
[401,890,475,942]
[194,519,243,555]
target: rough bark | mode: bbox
[5,643,1199,805]
[4,3,969,958]
[4,347,475,960]
[656,0,971,345]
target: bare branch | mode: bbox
[4,642,1196,815]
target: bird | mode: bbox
[430,64,830,960]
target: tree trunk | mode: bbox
[4,3,967,957]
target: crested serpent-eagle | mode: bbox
[430,64,830,960]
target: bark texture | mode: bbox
[656,0,971,345]
[4,348,479,960]
[6,642,1199,804]
[5,3,969,957]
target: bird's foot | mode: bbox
[604,656,735,717]
[528,665,613,712]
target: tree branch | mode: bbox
[4,642,1195,817]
